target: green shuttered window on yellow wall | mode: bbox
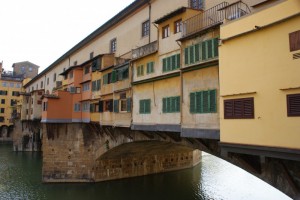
[162,96,180,113]
[147,62,154,74]
[139,99,151,114]
[162,54,180,72]
[137,65,144,76]
[184,38,219,65]
[190,89,217,113]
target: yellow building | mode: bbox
[0,71,23,140]
[219,0,300,153]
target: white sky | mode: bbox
[0,0,135,72]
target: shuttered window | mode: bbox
[92,79,101,91]
[287,94,300,117]
[139,99,151,114]
[146,62,154,74]
[162,54,180,72]
[184,38,219,65]
[289,30,300,52]
[163,96,180,113]
[190,89,217,113]
[224,97,254,119]
[137,65,144,77]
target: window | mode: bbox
[12,91,20,96]
[146,62,154,74]
[74,103,81,112]
[2,82,7,87]
[110,38,117,53]
[82,102,90,112]
[74,61,77,66]
[103,72,114,85]
[0,90,7,96]
[190,89,217,113]
[287,94,300,116]
[162,25,170,39]
[224,97,254,119]
[32,86,34,91]
[289,30,300,52]
[90,103,99,113]
[9,82,14,88]
[90,52,94,59]
[92,58,101,71]
[11,99,17,106]
[184,38,219,65]
[47,77,49,85]
[163,96,180,113]
[29,67,32,72]
[104,100,113,112]
[40,81,43,88]
[21,66,25,73]
[119,93,127,112]
[43,102,48,111]
[142,20,150,37]
[115,65,129,81]
[1,99,5,104]
[16,83,21,88]
[53,73,56,82]
[84,66,90,74]
[0,117,4,122]
[137,65,144,77]
[162,54,181,72]
[0,108,5,113]
[189,0,204,10]
[139,99,151,114]
[82,82,90,91]
[69,71,73,79]
[174,19,182,34]
[92,79,101,91]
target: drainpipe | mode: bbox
[176,41,183,126]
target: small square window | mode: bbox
[110,38,117,53]
[142,20,150,37]
[162,25,170,39]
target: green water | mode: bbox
[0,144,291,200]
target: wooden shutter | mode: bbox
[172,55,176,70]
[99,101,103,113]
[113,100,119,113]
[224,98,254,119]
[163,98,167,113]
[289,30,300,52]
[202,41,207,60]
[190,93,196,113]
[139,100,144,113]
[111,71,116,83]
[163,58,167,72]
[196,92,202,113]
[202,91,209,113]
[145,99,151,113]
[233,99,243,118]
[195,44,200,62]
[209,90,217,113]
[224,100,233,119]
[127,98,131,112]
[176,54,180,69]
[167,57,172,71]
[213,38,219,57]
[287,93,300,116]
[189,46,195,64]
[176,96,180,112]
[207,39,213,59]
[184,47,189,65]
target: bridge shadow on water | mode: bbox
[0,144,291,200]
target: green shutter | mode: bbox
[163,98,167,113]
[189,46,194,64]
[103,74,108,84]
[207,39,213,59]
[195,44,200,62]
[171,97,176,112]
[196,92,202,113]
[146,63,150,74]
[213,38,219,58]
[127,98,131,112]
[176,96,180,112]
[176,54,180,69]
[112,71,116,83]
[202,90,209,113]
[92,81,96,91]
[139,100,144,113]
[163,58,167,72]
[167,57,172,71]
[146,99,151,113]
[113,100,119,113]
[171,55,176,70]
[97,79,101,90]
[141,65,144,76]
[190,93,196,113]
[184,47,189,65]
[209,89,217,112]
[202,41,207,60]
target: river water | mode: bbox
[0,144,291,200]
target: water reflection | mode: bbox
[0,144,291,200]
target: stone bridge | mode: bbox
[41,123,300,199]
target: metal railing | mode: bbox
[183,1,251,38]
[132,40,158,60]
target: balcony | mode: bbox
[132,41,158,60]
[182,1,251,39]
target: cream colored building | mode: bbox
[219,0,300,151]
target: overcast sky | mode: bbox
[0,0,135,72]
